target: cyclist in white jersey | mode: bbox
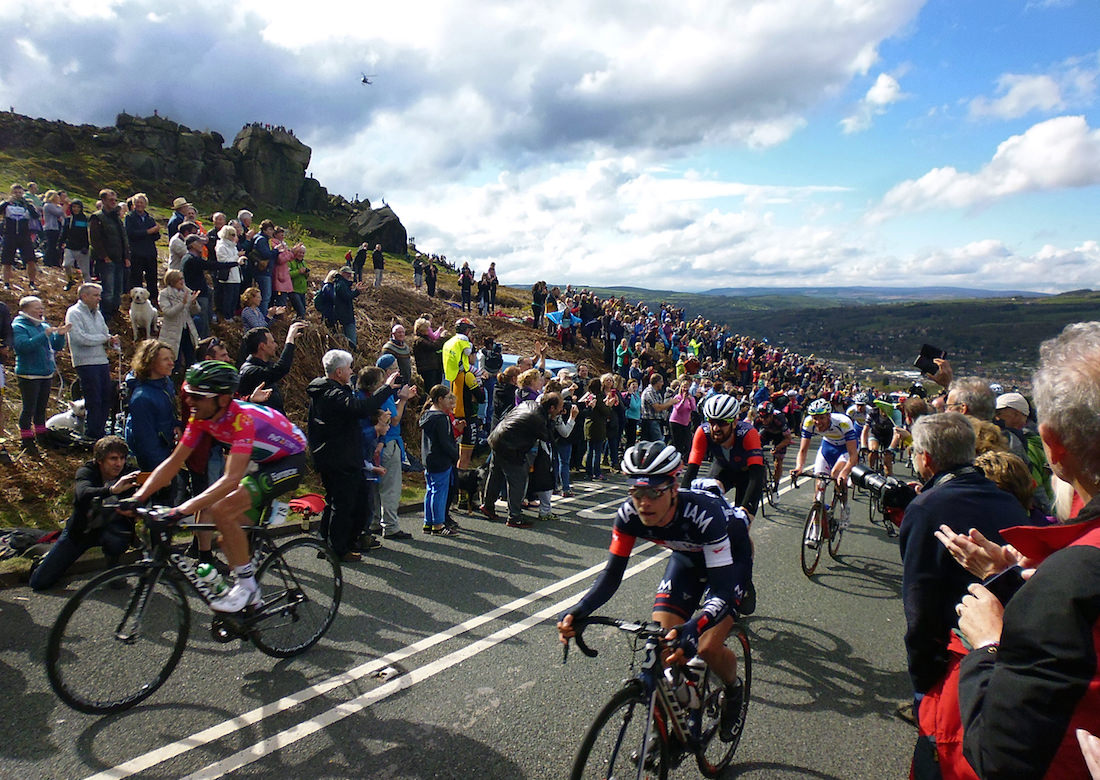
[793,398,858,490]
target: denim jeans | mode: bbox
[341,318,357,348]
[77,363,112,439]
[586,439,605,477]
[194,294,212,339]
[288,292,306,318]
[556,442,573,492]
[641,419,664,443]
[424,468,452,528]
[29,519,132,591]
[255,274,272,315]
[96,259,127,320]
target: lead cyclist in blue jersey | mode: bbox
[557,441,753,741]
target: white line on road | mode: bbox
[182,551,670,780]
[83,541,659,780]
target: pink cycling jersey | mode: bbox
[181,400,306,463]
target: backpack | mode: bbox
[313,282,335,319]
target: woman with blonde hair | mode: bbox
[160,269,200,370]
[215,223,242,320]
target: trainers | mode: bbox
[422,526,434,535]
[480,504,500,522]
[210,582,262,613]
[720,679,745,742]
[340,551,363,563]
[383,530,413,540]
[431,525,460,537]
[506,518,533,529]
[360,534,382,551]
[539,513,562,521]
[561,490,575,498]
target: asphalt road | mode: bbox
[0,467,917,779]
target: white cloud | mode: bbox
[969,74,1065,119]
[841,73,904,133]
[871,116,1100,220]
[968,53,1100,120]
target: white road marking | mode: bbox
[182,551,670,780]
[83,541,660,780]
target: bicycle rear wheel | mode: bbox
[800,503,824,576]
[696,625,752,777]
[45,565,190,714]
[251,537,342,658]
[571,683,669,780]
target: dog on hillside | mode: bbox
[128,287,158,340]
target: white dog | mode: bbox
[129,287,158,340]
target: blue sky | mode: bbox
[0,0,1096,292]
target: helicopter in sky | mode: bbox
[361,73,377,85]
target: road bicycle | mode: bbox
[45,505,342,714]
[566,615,751,779]
[758,446,781,517]
[790,469,850,576]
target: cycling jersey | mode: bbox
[688,421,764,471]
[567,488,753,635]
[845,404,869,427]
[865,408,896,443]
[800,413,857,446]
[181,400,306,463]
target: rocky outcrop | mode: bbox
[346,205,408,254]
[0,111,408,244]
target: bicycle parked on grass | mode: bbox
[565,615,751,779]
[790,469,850,576]
[45,504,342,714]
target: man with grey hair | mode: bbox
[951,321,1100,779]
[898,412,1026,738]
[945,377,995,421]
[65,283,120,440]
[306,349,400,561]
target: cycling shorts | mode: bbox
[241,452,306,523]
[654,552,716,621]
[812,440,850,475]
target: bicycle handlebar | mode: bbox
[563,616,667,664]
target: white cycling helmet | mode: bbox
[853,392,869,405]
[702,394,741,422]
[807,398,832,416]
[989,383,1004,394]
[621,441,682,484]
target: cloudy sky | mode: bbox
[1,0,1097,293]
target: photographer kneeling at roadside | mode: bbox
[30,436,139,591]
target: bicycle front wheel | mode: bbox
[251,537,342,658]
[697,624,752,777]
[45,565,190,714]
[571,683,669,780]
[800,504,824,577]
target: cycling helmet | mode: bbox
[702,394,741,422]
[853,392,869,404]
[756,401,773,415]
[807,398,832,416]
[183,360,239,396]
[455,317,475,333]
[989,382,1004,394]
[908,382,928,398]
[621,441,682,484]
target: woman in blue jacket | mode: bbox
[12,296,70,453]
[123,340,180,472]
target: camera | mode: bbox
[483,339,504,373]
[849,463,918,510]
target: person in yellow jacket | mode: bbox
[443,318,476,385]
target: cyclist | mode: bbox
[557,442,753,741]
[681,394,765,518]
[860,400,897,476]
[127,360,307,612]
[845,392,870,447]
[752,401,792,490]
[792,398,858,526]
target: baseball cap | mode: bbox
[996,392,1029,416]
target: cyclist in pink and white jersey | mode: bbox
[130,361,307,612]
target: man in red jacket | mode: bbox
[952,321,1100,780]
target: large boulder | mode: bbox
[296,177,329,212]
[231,125,311,210]
[346,205,408,254]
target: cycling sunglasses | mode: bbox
[706,417,735,427]
[629,483,675,501]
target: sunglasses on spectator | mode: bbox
[629,483,675,501]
